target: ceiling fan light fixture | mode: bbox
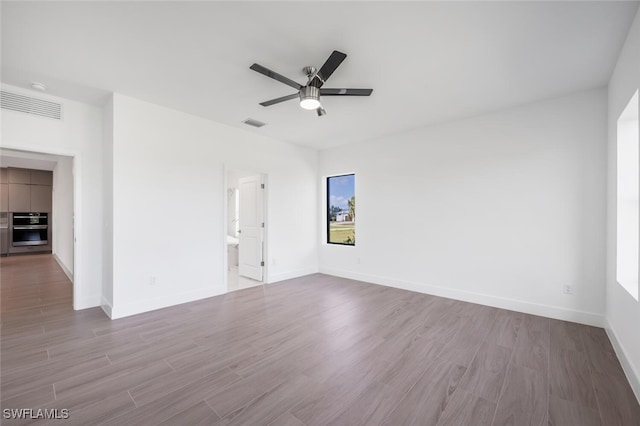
[299,86,320,110]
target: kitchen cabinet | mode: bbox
[8,184,30,211]
[0,183,8,212]
[0,168,7,184]
[30,185,52,212]
[5,169,53,212]
[8,168,30,184]
[30,170,53,186]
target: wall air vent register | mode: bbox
[0,91,63,120]
[242,118,267,128]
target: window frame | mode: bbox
[616,89,639,301]
[326,173,356,246]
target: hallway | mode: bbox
[1,254,75,370]
[1,254,73,323]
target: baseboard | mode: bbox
[52,253,74,282]
[605,318,640,403]
[73,294,101,310]
[268,267,319,284]
[319,267,605,327]
[100,297,113,319]
[109,287,225,320]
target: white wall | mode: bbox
[52,156,74,278]
[606,8,640,401]
[1,83,103,309]
[109,94,318,318]
[319,88,607,326]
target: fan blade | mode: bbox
[320,88,373,96]
[259,93,299,107]
[250,63,302,90]
[313,51,347,87]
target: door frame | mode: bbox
[222,164,268,289]
[0,143,80,309]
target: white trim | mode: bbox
[110,287,224,320]
[268,267,319,284]
[74,294,101,310]
[320,267,605,327]
[71,154,83,310]
[605,318,640,403]
[222,165,269,290]
[222,166,228,294]
[0,143,80,162]
[323,172,357,246]
[100,296,113,319]
[261,174,268,283]
[53,253,73,282]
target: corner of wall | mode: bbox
[101,94,114,310]
[74,294,102,311]
[605,318,640,402]
[605,4,640,404]
[53,253,74,282]
[268,267,319,284]
[100,296,113,319]
[320,267,605,327]
[109,287,224,320]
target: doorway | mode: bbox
[0,148,76,306]
[225,168,266,292]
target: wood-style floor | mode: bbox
[1,255,639,425]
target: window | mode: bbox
[327,174,355,245]
[617,89,639,301]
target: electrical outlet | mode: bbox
[356,257,361,264]
[563,284,573,295]
[149,276,157,286]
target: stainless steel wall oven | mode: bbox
[11,213,49,247]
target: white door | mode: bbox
[238,175,263,281]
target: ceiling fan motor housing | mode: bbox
[303,66,317,79]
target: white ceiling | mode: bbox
[2,1,638,150]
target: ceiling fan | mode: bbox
[250,50,373,117]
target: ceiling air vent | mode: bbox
[242,118,266,128]
[0,91,62,120]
